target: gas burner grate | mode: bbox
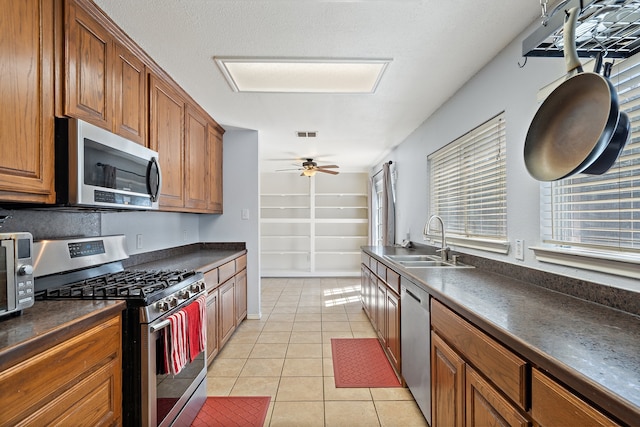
[43,269,198,300]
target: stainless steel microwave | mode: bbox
[55,118,162,210]
[0,232,34,318]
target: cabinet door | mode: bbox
[376,279,387,342]
[531,368,620,427]
[207,125,223,213]
[219,278,236,348]
[360,266,369,316]
[431,332,465,427]
[149,74,184,209]
[0,0,55,203]
[113,43,146,145]
[64,0,112,128]
[466,366,530,427]
[206,289,219,366]
[385,289,400,371]
[184,105,208,211]
[235,269,247,324]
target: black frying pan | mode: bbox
[524,7,620,181]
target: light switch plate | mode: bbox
[136,234,143,249]
[515,239,524,261]
[241,208,250,220]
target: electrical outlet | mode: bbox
[136,234,143,249]
[182,230,187,241]
[241,208,250,220]
[515,239,524,261]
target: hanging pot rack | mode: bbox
[523,0,640,59]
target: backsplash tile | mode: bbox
[0,208,100,240]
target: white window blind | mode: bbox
[541,54,640,254]
[373,174,384,246]
[428,113,507,246]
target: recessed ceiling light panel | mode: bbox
[214,57,391,93]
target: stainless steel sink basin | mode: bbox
[384,254,441,262]
[383,254,474,269]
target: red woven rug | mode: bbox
[331,338,401,388]
[190,396,271,427]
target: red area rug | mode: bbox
[331,338,401,388]
[190,396,271,427]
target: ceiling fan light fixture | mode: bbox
[302,169,317,177]
[214,57,392,93]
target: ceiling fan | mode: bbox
[278,158,340,176]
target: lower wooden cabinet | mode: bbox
[219,276,236,348]
[466,366,530,427]
[431,299,530,427]
[431,332,465,427]
[531,368,620,427]
[203,252,248,366]
[0,314,122,426]
[360,259,401,376]
[206,288,219,366]
[235,268,247,324]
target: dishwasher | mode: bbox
[400,276,431,425]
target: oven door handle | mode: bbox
[150,319,170,333]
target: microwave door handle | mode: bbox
[147,157,162,202]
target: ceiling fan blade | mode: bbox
[316,165,339,169]
[317,169,339,175]
[276,168,302,172]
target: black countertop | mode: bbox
[131,248,246,272]
[363,246,640,426]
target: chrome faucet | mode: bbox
[424,215,450,262]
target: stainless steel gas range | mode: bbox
[33,235,207,427]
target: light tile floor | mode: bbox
[206,277,429,427]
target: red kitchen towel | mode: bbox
[164,309,188,375]
[185,297,207,362]
[196,294,207,352]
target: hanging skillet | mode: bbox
[524,7,621,181]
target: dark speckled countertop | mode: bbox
[0,300,125,371]
[130,249,246,272]
[363,246,640,426]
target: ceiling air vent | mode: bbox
[523,0,640,59]
[296,131,318,138]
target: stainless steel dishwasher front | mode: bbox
[400,276,431,425]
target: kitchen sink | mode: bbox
[383,254,474,269]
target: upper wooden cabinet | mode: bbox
[149,73,185,209]
[63,0,112,128]
[62,0,147,145]
[0,0,56,203]
[208,125,224,213]
[113,43,146,145]
[185,106,209,211]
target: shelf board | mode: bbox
[261,218,313,223]
[261,235,310,239]
[261,193,309,197]
[315,235,367,239]
[315,206,367,209]
[314,219,368,224]
[261,206,310,209]
[315,193,367,197]
[315,251,361,255]
[261,250,310,255]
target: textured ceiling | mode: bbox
[94,0,542,173]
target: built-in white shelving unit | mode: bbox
[260,172,369,277]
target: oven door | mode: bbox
[142,298,207,427]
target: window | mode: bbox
[539,55,640,263]
[428,112,508,253]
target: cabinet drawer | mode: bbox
[218,260,236,283]
[531,368,619,427]
[376,262,387,281]
[235,254,247,271]
[361,253,370,266]
[369,258,377,273]
[431,299,527,409]
[204,267,219,291]
[386,268,400,294]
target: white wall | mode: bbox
[377,20,640,293]
[199,129,261,319]
[101,210,200,254]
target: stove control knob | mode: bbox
[190,283,202,293]
[18,265,34,276]
[156,300,169,312]
[179,290,191,299]
[168,297,178,308]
